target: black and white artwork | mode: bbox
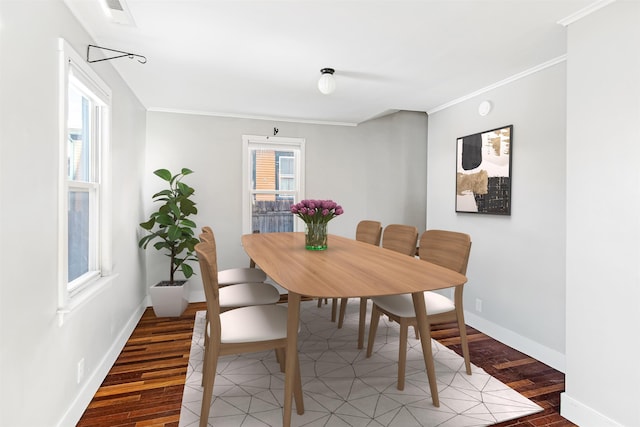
[456,125,512,215]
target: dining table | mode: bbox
[241,231,468,427]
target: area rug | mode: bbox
[179,300,541,426]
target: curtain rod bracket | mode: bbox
[87,44,147,64]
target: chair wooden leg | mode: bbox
[276,348,286,373]
[204,313,210,347]
[366,304,381,358]
[357,297,368,349]
[456,308,472,375]
[200,346,219,427]
[397,319,409,391]
[317,298,330,308]
[330,298,338,322]
[337,298,348,329]
[201,321,210,387]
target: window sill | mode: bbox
[57,273,119,327]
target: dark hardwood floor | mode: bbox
[77,302,577,427]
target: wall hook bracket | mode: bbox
[87,44,147,64]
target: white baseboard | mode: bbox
[56,299,147,427]
[561,393,623,427]
[464,311,566,373]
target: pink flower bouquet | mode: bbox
[290,199,344,224]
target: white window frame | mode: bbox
[242,135,305,234]
[57,39,113,316]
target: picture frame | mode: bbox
[456,125,512,215]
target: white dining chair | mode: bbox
[366,229,472,390]
[198,228,281,373]
[336,220,383,348]
[195,239,304,427]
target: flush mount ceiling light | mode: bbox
[318,68,336,95]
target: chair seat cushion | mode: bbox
[219,305,293,343]
[372,291,454,318]
[218,268,267,285]
[219,282,280,308]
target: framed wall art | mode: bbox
[456,125,512,215]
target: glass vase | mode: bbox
[305,222,328,250]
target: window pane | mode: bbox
[68,85,91,182]
[251,149,295,191]
[280,177,294,191]
[68,191,89,282]
[280,156,294,175]
[251,194,294,233]
[252,149,276,191]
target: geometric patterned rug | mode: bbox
[179,299,542,426]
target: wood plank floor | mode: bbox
[77,302,577,427]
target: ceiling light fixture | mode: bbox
[318,68,336,95]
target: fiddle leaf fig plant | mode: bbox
[139,168,199,284]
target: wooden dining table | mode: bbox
[241,231,467,427]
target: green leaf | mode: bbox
[152,189,173,199]
[182,263,194,278]
[158,204,173,215]
[185,239,198,251]
[138,234,153,248]
[167,225,182,241]
[155,213,173,226]
[177,182,194,197]
[154,169,172,181]
[170,201,181,219]
[153,241,170,251]
[139,218,155,230]
[181,168,194,176]
[180,199,197,216]
[181,218,197,228]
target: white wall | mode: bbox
[144,110,428,294]
[426,63,568,370]
[562,2,640,426]
[0,2,148,426]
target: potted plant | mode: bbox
[139,168,199,317]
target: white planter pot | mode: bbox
[149,280,189,317]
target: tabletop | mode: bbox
[241,232,467,298]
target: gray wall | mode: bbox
[426,63,568,370]
[562,2,640,426]
[144,110,428,294]
[0,2,148,425]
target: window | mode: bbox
[242,136,305,234]
[58,39,112,303]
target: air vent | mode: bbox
[105,0,124,12]
[101,0,135,26]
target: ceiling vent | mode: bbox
[101,0,135,26]
[105,0,124,11]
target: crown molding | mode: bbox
[427,55,566,115]
[147,107,358,127]
[557,0,616,27]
